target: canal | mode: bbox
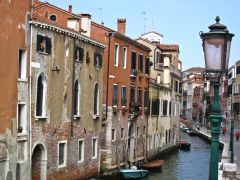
[99,131,222,180]
[143,132,211,180]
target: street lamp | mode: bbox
[200,16,234,180]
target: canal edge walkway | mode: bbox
[180,123,240,179]
[196,126,239,179]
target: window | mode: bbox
[169,129,171,143]
[138,54,143,72]
[92,138,98,159]
[75,47,84,62]
[36,74,47,117]
[175,80,178,92]
[165,130,168,144]
[145,57,150,75]
[122,86,127,106]
[122,47,127,68]
[130,86,135,104]
[163,100,168,116]
[143,126,146,135]
[94,83,100,115]
[169,101,172,116]
[112,129,116,141]
[151,98,159,116]
[112,85,118,106]
[137,127,139,136]
[78,139,84,162]
[114,44,119,66]
[73,80,80,116]
[144,91,149,107]
[18,49,27,79]
[228,72,232,79]
[49,14,57,21]
[155,51,160,63]
[18,103,27,134]
[121,128,124,139]
[94,53,103,67]
[137,88,142,105]
[131,51,136,70]
[58,141,67,167]
[236,66,240,75]
[36,34,51,54]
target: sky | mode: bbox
[47,0,240,71]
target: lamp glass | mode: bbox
[203,38,224,71]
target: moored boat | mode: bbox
[143,159,164,170]
[120,169,149,179]
[179,140,191,150]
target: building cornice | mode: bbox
[30,20,107,49]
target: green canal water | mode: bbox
[98,131,222,180]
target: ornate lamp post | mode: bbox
[200,16,234,180]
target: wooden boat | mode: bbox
[143,159,164,170]
[120,169,149,179]
[179,140,191,150]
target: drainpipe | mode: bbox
[71,40,76,136]
[105,32,115,119]
[29,11,33,172]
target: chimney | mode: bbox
[68,5,72,13]
[117,18,126,35]
[80,14,91,37]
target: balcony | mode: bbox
[155,63,164,71]
[130,69,138,78]
[170,64,181,77]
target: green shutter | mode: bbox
[46,37,51,54]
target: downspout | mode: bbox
[29,1,33,171]
[71,39,76,136]
[105,33,111,119]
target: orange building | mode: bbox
[0,0,32,179]
[91,20,151,169]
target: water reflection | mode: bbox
[144,132,211,180]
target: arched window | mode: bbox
[73,80,80,115]
[94,83,99,115]
[36,74,47,116]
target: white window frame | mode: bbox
[17,102,27,134]
[112,129,116,141]
[18,49,27,80]
[92,137,98,159]
[58,140,67,168]
[114,43,119,66]
[94,83,100,116]
[73,80,80,117]
[121,128,124,139]
[78,139,84,163]
[36,73,47,118]
[122,47,127,69]
[121,86,127,107]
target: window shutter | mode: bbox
[99,54,103,67]
[46,37,52,54]
[79,48,84,62]
[36,34,42,52]
[94,53,97,66]
[151,99,155,115]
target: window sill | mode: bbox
[18,79,28,82]
[37,51,50,55]
[35,116,48,120]
[92,156,97,160]
[75,60,83,63]
[73,115,81,120]
[93,114,100,120]
[58,164,66,168]
[78,160,84,163]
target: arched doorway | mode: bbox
[32,143,47,180]
[0,142,9,180]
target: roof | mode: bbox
[183,67,205,73]
[158,44,179,52]
[92,22,151,52]
[141,31,164,37]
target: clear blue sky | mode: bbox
[47,0,240,71]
